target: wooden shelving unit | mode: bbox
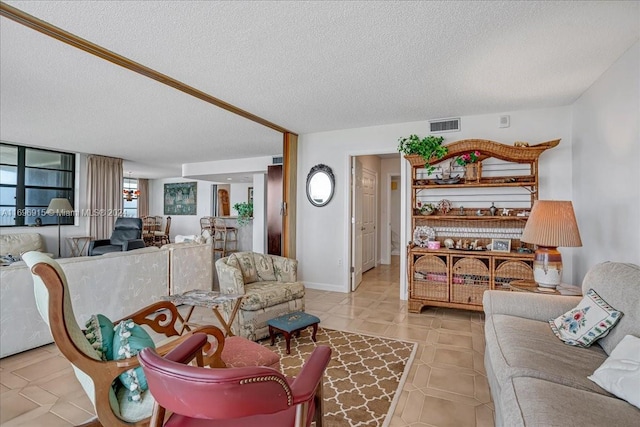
[407,139,559,313]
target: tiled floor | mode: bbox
[0,256,494,426]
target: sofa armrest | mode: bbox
[88,239,113,253]
[215,260,246,295]
[483,290,581,322]
[271,255,298,282]
[124,239,145,251]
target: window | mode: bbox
[0,143,75,227]
[122,177,138,218]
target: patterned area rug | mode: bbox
[262,328,417,427]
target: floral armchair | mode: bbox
[216,252,305,341]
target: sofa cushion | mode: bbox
[253,253,277,282]
[111,229,140,246]
[230,252,258,283]
[502,376,640,427]
[485,314,611,395]
[0,233,45,256]
[273,256,297,282]
[549,288,623,348]
[241,281,305,311]
[581,262,640,355]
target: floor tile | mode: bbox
[0,256,495,426]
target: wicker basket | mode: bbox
[412,255,448,301]
[404,154,426,167]
[494,260,534,290]
[451,257,490,305]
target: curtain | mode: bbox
[87,155,123,240]
[137,178,149,218]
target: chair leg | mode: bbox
[314,377,325,427]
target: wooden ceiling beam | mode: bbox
[0,1,296,136]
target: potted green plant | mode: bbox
[233,202,253,227]
[397,134,447,175]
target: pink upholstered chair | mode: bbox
[139,334,332,427]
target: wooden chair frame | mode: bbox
[31,262,228,427]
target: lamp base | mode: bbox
[532,246,562,289]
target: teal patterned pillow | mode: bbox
[113,320,155,402]
[84,314,115,361]
[549,288,623,348]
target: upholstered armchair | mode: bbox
[139,334,331,427]
[22,251,281,426]
[88,217,145,256]
[216,252,305,341]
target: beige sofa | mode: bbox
[0,242,213,358]
[0,232,47,261]
[216,252,305,341]
[483,261,640,426]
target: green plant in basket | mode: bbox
[397,134,447,175]
[233,202,253,227]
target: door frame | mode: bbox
[383,173,402,264]
[361,166,378,273]
[345,151,408,299]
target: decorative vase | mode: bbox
[464,163,480,182]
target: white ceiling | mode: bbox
[1,1,638,179]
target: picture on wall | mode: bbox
[164,182,197,215]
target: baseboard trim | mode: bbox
[304,281,347,293]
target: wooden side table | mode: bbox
[162,290,244,337]
[509,280,582,296]
[66,236,92,257]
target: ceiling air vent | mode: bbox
[429,118,461,133]
[272,156,283,165]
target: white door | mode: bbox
[362,168,376,272]
[351,158,363,291]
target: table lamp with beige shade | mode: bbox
[520,200,582,288]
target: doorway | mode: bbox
[350,153,400,292]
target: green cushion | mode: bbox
[113,320,155,403]
[84,314,115,361]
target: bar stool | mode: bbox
[213,217,238,258]
[200,216,214,235]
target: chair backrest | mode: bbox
[142,216,156,233]
[22,252,102,405]
[111,217,143,245]
[164,216,171,235]
[139,348,292,420]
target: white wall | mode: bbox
[149,177,212,239]
[0,153,90,258]
[229,182,253,213]
[380,157,401,263]
[571,41,640,281]
[297,106,573,294]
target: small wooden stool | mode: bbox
[267,311,320,354]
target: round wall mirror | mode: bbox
[306,164,335,207]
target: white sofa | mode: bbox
[0,242,213,358]
[0,232,47,260]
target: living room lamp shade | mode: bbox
[521,200,582,288]
[46,198,73,258]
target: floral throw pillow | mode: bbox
[549,288,623,348]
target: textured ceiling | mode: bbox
[1,1,638,178]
